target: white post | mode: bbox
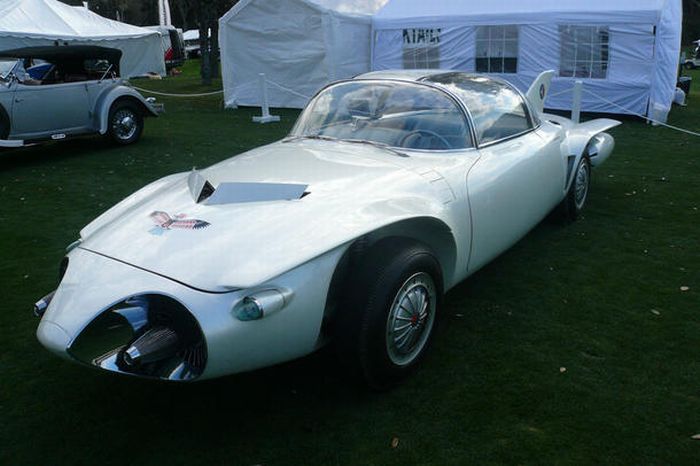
[571,80,583,124]
[253,73,280,124]
[158,0,172,27]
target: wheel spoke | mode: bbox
[385,273,437,366]
[394,326,414,345]
[393,322,413,333]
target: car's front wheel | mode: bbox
[107,101,144,145]
[560,156,591,221]
[334,239,442,390]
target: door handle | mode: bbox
[15,98,23,102]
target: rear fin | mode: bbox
[526,70,555,115]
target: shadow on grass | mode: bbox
[0,136,117,170]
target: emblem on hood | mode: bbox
[149,211,210,235]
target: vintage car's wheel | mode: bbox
[0,113,9,140]
[334,239,442,390]
[107,101,144,145]
[560,156,591,221]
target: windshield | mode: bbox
[291,81,473,151]
[0,60,19,81]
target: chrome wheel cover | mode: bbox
[574,160,590,210]
[112,109,137,140]
[385,272,437,366]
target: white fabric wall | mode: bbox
[219,0,378,109]
[372,0,682,121]
[0,0,165,77]
[650,0,683,122]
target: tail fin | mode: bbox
[526,70,555,115]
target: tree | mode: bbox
[191,0,235,85]
[171,0,195,31]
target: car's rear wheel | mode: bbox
[107,101,143,145]
[560,156,591,221]
[334,239,442,390]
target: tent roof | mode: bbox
[308,0,388,14]
[224,0,388,20]
[0,0,160,40]
[375,0,666,26]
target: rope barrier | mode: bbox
[132,78,699,138]
[130,85,224,97]
[547,89,571,98]
[263,79,311,101]
[581,88,700,138]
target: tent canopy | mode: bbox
[374,0,666,26]
[219,0,388,109]
[0,0,165,77]
[372,0,682,122]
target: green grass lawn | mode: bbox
[1,61,699,465]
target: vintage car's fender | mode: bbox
[543,113,620,189]
[95,83,159,134]
[40,244,347,379]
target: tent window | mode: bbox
[475,25,518,74]
[402,28,441,69]
[559,26,609,79]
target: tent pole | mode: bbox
[571,80,583,124]
[253,73,280,124]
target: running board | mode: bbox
[0,139,24,148]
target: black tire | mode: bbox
[559,156,591,222]
[333,238,443,390]
[685,62,696,70]
[107,100,144,145]
[0,109,9,140]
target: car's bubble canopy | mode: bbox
[291,80,473,151]
[425,73,536,145]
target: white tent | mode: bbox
[219,0,389,109]
[0,0,166,77]
[372,0,682,122]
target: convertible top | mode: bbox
[0,45,121,69]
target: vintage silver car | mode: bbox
[0,46,160,148]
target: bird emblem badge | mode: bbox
[149,211,210,235]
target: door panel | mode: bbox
[11,82,90,138]
[466,127,565,273]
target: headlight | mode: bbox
[232,289,292,321]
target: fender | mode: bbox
[561,118,620,189]
[544,113,620,190]
[95,83,159,134]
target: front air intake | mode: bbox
[69,295,207,381]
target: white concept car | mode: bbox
[35,70,620,388]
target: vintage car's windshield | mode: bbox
[0,60,19,81]
[291,81,473,151]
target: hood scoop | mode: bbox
[188,170,308,205]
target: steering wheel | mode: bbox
[399,130,452,150]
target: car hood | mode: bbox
[79,140,452,291]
